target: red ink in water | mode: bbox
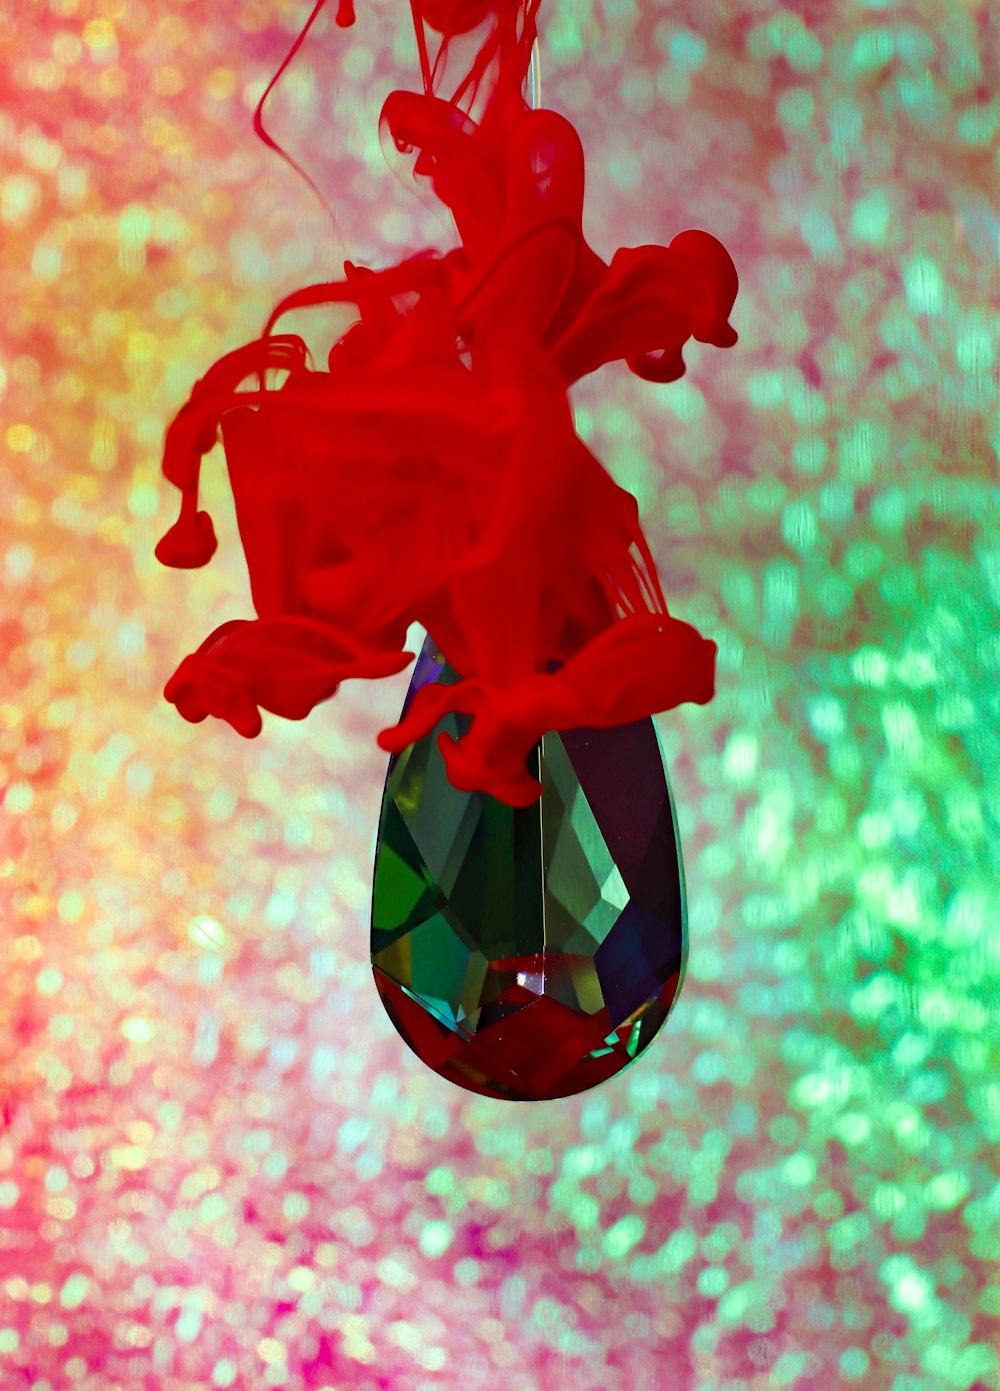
[156,0,738,806]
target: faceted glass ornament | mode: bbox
[371,637,688,1101]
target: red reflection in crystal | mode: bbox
[375,966,682,1101]
[155,0,738,805]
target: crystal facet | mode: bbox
[371,639,687,1101]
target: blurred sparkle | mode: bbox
[0,1,997,1389]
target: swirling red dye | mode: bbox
[156,0,738,806]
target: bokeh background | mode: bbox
[1,0,998,1388]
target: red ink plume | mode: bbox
[156,0,738,805]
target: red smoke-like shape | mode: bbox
[156,0,738,805]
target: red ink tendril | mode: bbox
[156,0,738,806]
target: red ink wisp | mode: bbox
[156,0,738,806]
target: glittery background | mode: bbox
[2,1,998,1387]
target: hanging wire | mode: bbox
[253,0,342,236]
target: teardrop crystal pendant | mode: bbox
[371,637,688,1101]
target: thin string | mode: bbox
[252,0,342,235]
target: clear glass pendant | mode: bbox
[371,636,688,1101]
